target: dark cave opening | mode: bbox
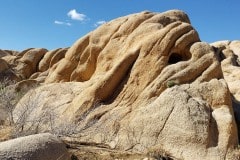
[168,53,183,64]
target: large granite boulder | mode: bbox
[13,10,239,160]
[0,133,71,160]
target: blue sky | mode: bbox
[0,0,239,51]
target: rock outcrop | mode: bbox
[211,40,240,145]
[0,133,71,160]
[211,40,240,101]
[0,48,68,82]
[0,10,239,160]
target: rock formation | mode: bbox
[211,41,240,101]
[0,10,240,160]
[211,41,240,144]
[0,133,71,160]
[0,48,68,82]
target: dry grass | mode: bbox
[65,140,153,160]
[0,125,12,142]
[66,143,174,160]
[68,147,149,160]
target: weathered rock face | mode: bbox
[211,41,240,101]
[0,49,10,58]
[0,48,68,82]
[211,40,240,144]
[0,59,9,73]
[0,133,71,160]
[12,10,240,160]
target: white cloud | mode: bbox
[94,20,106,27]
[54,20,71,26]
[67,9,86,21]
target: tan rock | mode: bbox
[14,48,47,79]
[14,10,239,160]
[49,48,68,68]
[38,48,61,72]
[212,40,240,149]
[1,55,18,67]
[230,41,240,57]
[0,133,71,160]
[15,79,39,92]
[17,48,34,58]
[4,50,19,56]
[0,59,9,73]
[211,41,240,101]
[0,58,19,81]
[0,49,9,58]
[0,47,68,82]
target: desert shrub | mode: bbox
[12,92,44,137]
[0,79,103,139]
[70,154,79,160]
[0,79,22,125]
[0,79,46,138]
[148,149,173,160]
[166,80,177,88]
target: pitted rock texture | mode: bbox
[8,10,240,160]
[0,133,71,160]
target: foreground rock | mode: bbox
[5,10,240,159]
[0,133,71,160]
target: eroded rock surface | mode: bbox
[211,40,240,146]
[211,40,240,101]
[0,48,68,82]
[1,10,239,160]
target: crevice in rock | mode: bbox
[103,62,133,105]
[207,109,219,147]
[212,46,226,62]
[73,49,141,122]
[156,105,175,140]
[232,96,240,144]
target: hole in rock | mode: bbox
[168,53,183,64]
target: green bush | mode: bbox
[166,80,176,88]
